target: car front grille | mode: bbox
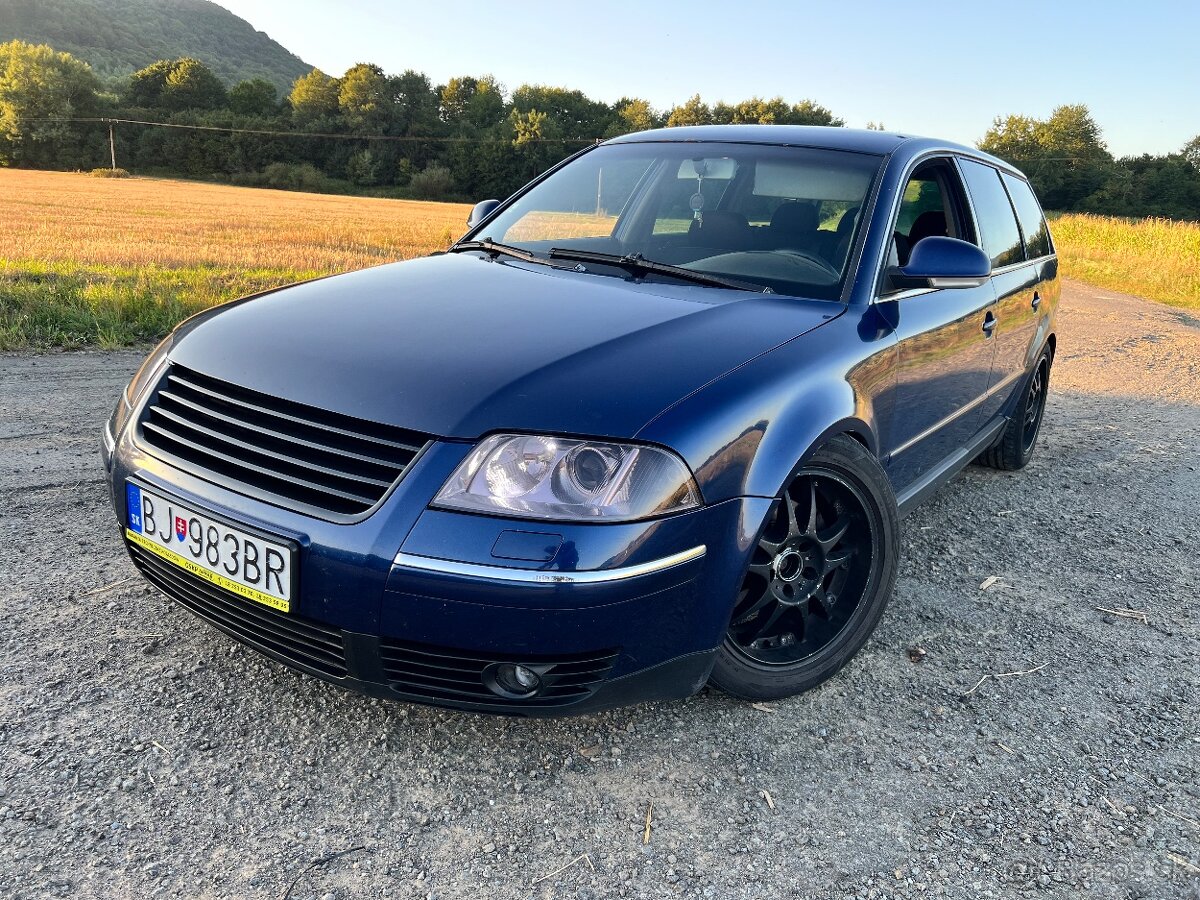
[137,364,429,519]
[379,639,618,708]
[128,541,349,678]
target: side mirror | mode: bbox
[889,236,991,290]
[467,199,501,229]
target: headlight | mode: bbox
[111,334,173,439]
[125,334,174,407]
[432,433,702,522]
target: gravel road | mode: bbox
[1,280,1197,900]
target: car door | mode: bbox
[992,171,1056,398]
[957,159,1038,423]
[879,158,998,491]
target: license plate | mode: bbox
[125,482,295,612]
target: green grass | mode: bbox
[0,259,320,350]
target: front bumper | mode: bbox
[107,426,773,716]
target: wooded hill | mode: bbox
[0,0,310,93]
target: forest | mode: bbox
[1,38,1198,218]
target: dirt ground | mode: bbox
[1,279,1197,899]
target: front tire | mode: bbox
[709,435,900,701]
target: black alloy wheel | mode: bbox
[1021,355,1050,453]
[710,435,900,700]
[977,343,1053,471]
[727,472,872,666]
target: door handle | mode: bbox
[1031,291,1042,310]
[982,312,997,335]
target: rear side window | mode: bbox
[1001,172,1052,259]
[958,159,1023,268]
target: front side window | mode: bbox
[958,158,1024,268]
[475,142,883,301]
[887,160,972,270]
[1001,172,1052,259]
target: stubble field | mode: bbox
[0,169,469,348]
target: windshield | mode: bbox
[471,142,882,300]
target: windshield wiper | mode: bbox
[447,239,566,268]
[547,248,772,294]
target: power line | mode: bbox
[17,117,1113,161]
[19,116,600,145]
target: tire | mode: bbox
[709,435,900,701]
[977,345,1052,471]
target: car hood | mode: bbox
[170,253,840,439]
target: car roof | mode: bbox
[604,125,1020,176]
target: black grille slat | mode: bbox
[142,421,379,509]
[139,557,343,655]
[380,641,617,669]
[147,406,392,491]
[157,389,403,473]
[378,638,618,708]
[131,547,343,658]
[380,658,489,680]
[166,371,422,455]
[138,365,431,519]
[129,545,348,677]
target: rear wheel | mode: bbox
[977,345,1052,471]
[709,436,900,701]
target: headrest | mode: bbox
[770,201,819,233]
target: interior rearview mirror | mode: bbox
[677,158,737,180]
[467,199,501,229]
[887,236,992,290]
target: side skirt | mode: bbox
[895,416,1007,517]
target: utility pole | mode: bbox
[106,119,116,170]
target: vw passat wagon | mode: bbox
[103,126,1058,714]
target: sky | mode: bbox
[214,0,1199,158]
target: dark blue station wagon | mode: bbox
[103,126,1058,715]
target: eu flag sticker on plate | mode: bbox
[126,482,143,533]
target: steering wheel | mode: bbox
[777,249,840,279]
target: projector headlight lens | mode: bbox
[433,433,701,522]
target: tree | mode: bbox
[606,97,659,137]
[979,104,1112,210]
[978,114,1042,162]
[1181,134,1200,172]
[338,63,391,133]
[288,68,339,122]
[126,58,175,107]
[126,57,225,110]
[785,99,844,126]
[162,58,226,110]
[1039,103,1108,160]
[666,94,712,127]
[390,69,439,135]
[229,78,278,116]
[344,148,380,185]
[511,85,610,137]
[511,107,550,147]
[440,75,505,129]
[0,40,101,166]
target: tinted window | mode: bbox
[897,176,943,235]
[1001,172,1051,258]
[959,159,1023,268]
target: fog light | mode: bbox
[487,663,543,698]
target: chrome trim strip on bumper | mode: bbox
[102,422,116,457]
[394,544,707,585]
